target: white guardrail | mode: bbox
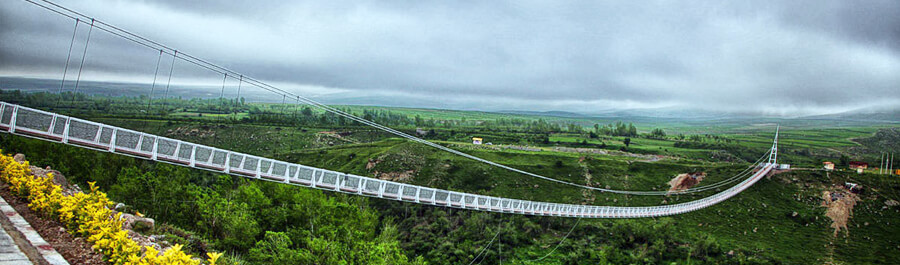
[0,101,775,218]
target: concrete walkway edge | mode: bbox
[0,196,68,265]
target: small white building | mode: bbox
[472,137,483,145]
[823,162,835,171]
[778,164,790,170]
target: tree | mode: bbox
[650,128,666,139]
[616,122,627,136]
[247,231,307,264]
[624,137,631,147]
[839,154,850,166]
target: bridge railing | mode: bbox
[0,101,773,218]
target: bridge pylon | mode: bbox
[767,125,779,166]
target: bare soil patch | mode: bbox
[821,189,859,237]
[667,172,706,194]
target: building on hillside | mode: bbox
[849,161,868,169]
[857,168,864,174]
[472,137,483,145]
[778,164,791,170]
[894,169,900,176]
[823,162,835,171]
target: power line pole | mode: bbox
[881,152,885,174]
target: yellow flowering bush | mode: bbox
[0,150,222,265]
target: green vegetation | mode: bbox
[1,89,899,264]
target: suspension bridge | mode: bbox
[0,101,779,218]
[2,0,781,219]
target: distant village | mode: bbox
[822,160,899,175]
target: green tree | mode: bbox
[247,231,307,264]
[839,154,850,166]
[650,128,666,138]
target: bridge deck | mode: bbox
[0,101,775,218]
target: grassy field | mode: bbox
[2,91,900,264]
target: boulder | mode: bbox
[120,213,155,233]
[29,166,70,188]
[13,153,25,163]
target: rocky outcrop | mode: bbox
[119,213,155,233]
[667,172,706,194]
[15,154,79,195]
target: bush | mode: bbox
[0,150,221,265]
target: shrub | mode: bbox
[0,149,222,265]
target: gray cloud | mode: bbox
[1,0,898,116]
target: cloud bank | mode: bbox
[1,0,898,116]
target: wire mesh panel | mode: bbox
[383,183,400,198]
[272,162,287,177]
[316,171,338,188]
[490,198,500,210]
[418,188,434,203]
[114,130,141,150]
[156,138,178,157]
[401,185,417,200]
[242,156,259,172]
[14,108,53,133]
[259,159,283,180]
[98,127,114,145]
[450,193,463,207]
[287,165,298,180]
[140,135,156,153]
[434,190,449,204]
[228,153,244,168]
[477,197,488,209]
[292,166,314,184]
[211,150,227,167]
[0,105,13,127]
[501,200,510,211]
[67,119,100,143]
[194,146,213,163]
[260,160,272,174]
[362,179,381,195]
[340,175,360,192]
[52,116,67,136]
[464,196,476,207]
[177,143,194,161]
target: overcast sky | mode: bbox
[1,0,898,116]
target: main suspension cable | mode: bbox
[23,0,772,196]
